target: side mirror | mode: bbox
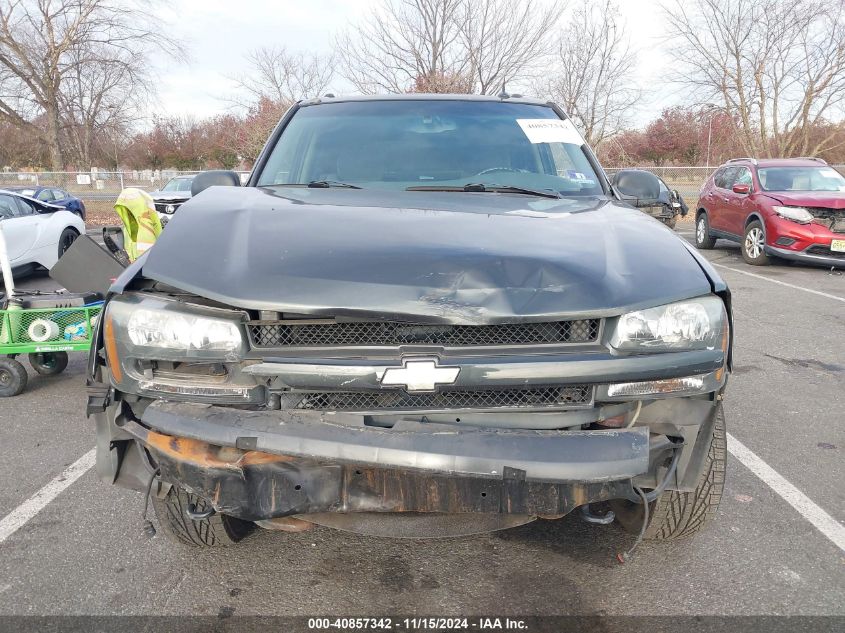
[611,169,662,203]
[732,184,750,195]
[671,189,680,200]
[190,170,241,197]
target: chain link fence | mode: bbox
[2,166,843,225]
[604,166,714,202]
[0,170,249,202]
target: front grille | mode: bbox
[154,201,184,214]
[248,318,600,348]
[806,245,845,259]
[809,208,845,234]
[278,385,593,411]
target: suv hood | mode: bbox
[763,191,845,209]
[139,186,714,323]
[151,191,192,201]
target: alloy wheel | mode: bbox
[745,227,764,259]
[697,218,706,243]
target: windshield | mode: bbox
[255,100,603,196]
[758,166,845,192]
[162,177,193,192]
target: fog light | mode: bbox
[606,376,705,398]
[775,236,796,246]
[137,380,252,399]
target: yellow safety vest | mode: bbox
[113,188,162,262]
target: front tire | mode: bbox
[610,406,726,540]
[152,485,255,547]
[742,220,770,265]
[695,213,717,249]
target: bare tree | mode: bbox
[60,43,144,167]
[225,47,334,164]
[335,0,562,94]
[232,46,335,108]
[460,0,564,94]
[665,0,845,157]
[0,0,182,170]
[539,0,640,146]
[336,0,467,94]
[408,69,474,93]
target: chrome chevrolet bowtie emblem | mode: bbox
[381,359,460,392]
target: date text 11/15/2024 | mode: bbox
[307,617,529,630]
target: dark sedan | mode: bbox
[149,175,195,222]
[7,185,86,220]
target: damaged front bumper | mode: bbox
[95,399,700,522]
[766,243,845,268]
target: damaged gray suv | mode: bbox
[88,95,730,550]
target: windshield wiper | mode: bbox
[307,180,362,189]
[406,183,562,199]
[268,181,362,189]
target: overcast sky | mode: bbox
[152,0,677,128]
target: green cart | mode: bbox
[0,303,102,397]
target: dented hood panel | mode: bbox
[140,186,713,323]
[762,192,845,209]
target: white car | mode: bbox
[0,189,86,275]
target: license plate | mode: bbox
[832,239,845,253]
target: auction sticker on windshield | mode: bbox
[516,118,583,144]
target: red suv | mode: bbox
[695,157,845,267]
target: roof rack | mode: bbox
[726,157,757,165]
[794,157,827,164]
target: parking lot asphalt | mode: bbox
[0,228,843,619]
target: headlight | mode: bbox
[105,294,247,360]
[128,309,242,353]
[610,296,726,352]
[102,295,259,403]
[773,206,813,224]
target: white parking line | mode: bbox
[713,263,845,303]
[2,437,843,554]
[0,449,95,544]
[727,433,845,553]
